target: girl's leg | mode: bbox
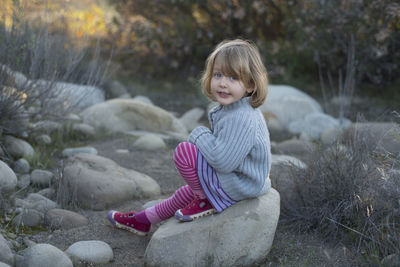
[107,185,195,234]
[145,142,210,224]
[173,142,216,222]
[107,142,210,233]
[173,142,206,199]
[145,185,194,224]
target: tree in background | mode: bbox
[109,0,399,101]
[109,0,295,78]
[288,0,400,115]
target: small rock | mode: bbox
[320,127,344,145]
[23,237,36,248]
[9,239,21,250]
[11,158,30,174]
[65,240,113,264]
[30,169,53,188]
[19,243,73,267]
[381,253,400,266]
[103,80,128,99]
[65,113,82,122]
[62,146,98,157]
[17,174,31,189]
[271,154,307,169]
[0,233,14,266]
[133,134,166,150]
[31,120,62,135]
[15,193,58,213]
[12,209,43,227]
[3,135,34,158]
[36,188,56,199]
[274,138,316,156]
[7,233,17,239]
[0,160,18,192]
[44,209,88,230]
[34,135,52,145]
[72,123,96,138]
[116,149,129,154]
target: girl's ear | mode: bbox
[246,87,254,94]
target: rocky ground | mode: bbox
[3,78,392,265]
[28,136,359,266]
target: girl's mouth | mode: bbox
[218,92,230,98]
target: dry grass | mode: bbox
[0,6,108,138]
[280,120,400,265]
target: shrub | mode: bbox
[0,5,108,137]
[281,119,400,262]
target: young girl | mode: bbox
[107,39,271,236]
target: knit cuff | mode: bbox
[145,206,162,224]
[188,126,211,145]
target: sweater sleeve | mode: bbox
[189,113,256,173]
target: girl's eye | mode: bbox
[230,76,237,81]
[214,73,222,78]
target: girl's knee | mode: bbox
[174,142,195,152]
[173,142,197,161]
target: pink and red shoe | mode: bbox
[107,210,150,236]
[175,198,216,222]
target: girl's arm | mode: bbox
[188,114,256,173]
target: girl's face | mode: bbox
[210,55,253,106]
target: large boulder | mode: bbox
[0,160,17,192]
[59,153,161,210]
[179,107,205,131]
[260,85,323,128]
[144,188,280,267]
[80,99,187,137]
[288,113,350,139]
[34,80,105,112]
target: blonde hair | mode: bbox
[201,39,268,108]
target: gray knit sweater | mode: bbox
[188,97,271,201]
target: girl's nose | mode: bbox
[219,76,228,87]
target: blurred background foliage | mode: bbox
[1,0,399,102]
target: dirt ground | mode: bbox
[31,136,360,266]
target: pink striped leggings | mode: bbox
[145,142,206,224]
